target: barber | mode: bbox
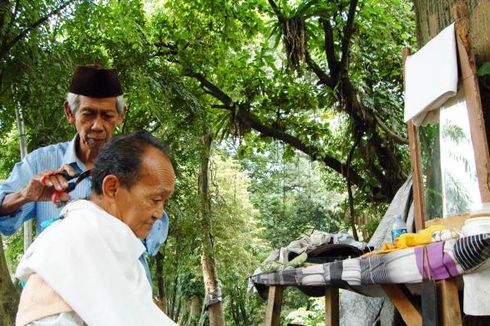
[0,64,168,281]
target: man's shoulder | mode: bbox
[29,141,70,155]
[26,141,70,162]
[24,142,69,173]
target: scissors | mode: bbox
[41,166,92,207]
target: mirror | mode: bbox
[418,87,481,220]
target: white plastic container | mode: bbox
[462,217,490,236]
[462,202,490,315]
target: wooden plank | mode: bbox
[407,121,426,232]
[382,284,422,326]
[324,287,339,326]
[453,3,490,203]
[402,47,426,232]
[438,279,462,326]
[265,286,283,326]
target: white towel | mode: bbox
[404,23,458,126]
[16,200,176,326]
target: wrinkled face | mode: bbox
[113,147,175,239]
[65,96,123,154]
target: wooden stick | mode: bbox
[265,286,283,326]
[382,284,422,326]
[453,2,490,202]
[402,47,426,231]
[438,279,462,326]
[407,121,426,231]
[324,287,339,326]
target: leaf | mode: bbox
[477,62,490,76]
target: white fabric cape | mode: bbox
[16,200,176,326]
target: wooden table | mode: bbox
[264,279,462,326]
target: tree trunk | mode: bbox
[413,0,490,138]
[413,0,489,57]
[0,235,19,324]
[154,251,167,313]
[198,133,226,326]
[190,296,201,319]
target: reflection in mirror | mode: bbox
[418,87,481,220]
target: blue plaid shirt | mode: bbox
[0,135,168,281]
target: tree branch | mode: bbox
[320,18,339,83]
[1,0,75,59]
[305,51,334,87]
[374,114,408,144]
[339,0,358,74]
[267,0,284,23]
[187,72,234,107]
[211,104,229,110]
[233,104,382,196]
[346,132,362,241]
[186,72,387,201]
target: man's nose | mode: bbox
[91,115,104,130]
[152,205,165,220]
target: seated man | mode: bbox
[15,130,176,325]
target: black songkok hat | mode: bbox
[68,64,123,98]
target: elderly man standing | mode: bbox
[0,64,168,279]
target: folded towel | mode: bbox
[404,23,458,126]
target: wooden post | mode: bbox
[402,47,426,232]
[453,2,490,203]
[407,121,426,231]
[265,286,283,326]
[438,279,462,326]
[381,284,422,326]
[324,287,339,326]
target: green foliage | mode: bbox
[209,153,266,325]
[3,230,24,273]
[0,0,416,324]
[477,62,490,76]
[146,0,416,203]
[239,143,346,248]
[285,296,325,326]
[418,123,443,219]
[0,125,23,179]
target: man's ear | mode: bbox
[64,101,75,124]
[101,175,120,199]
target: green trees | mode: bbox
[150,0,415,203]
[0,0,419,324]
[0,1,83,321]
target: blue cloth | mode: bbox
[0,134,169,258]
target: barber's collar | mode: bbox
[62,134,87,173]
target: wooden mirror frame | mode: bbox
[405,3,490,232]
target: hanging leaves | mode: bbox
[282,16,307,68]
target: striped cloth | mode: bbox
[250,233,490,291]
[454,233,490,271]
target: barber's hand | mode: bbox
[20,164,77,203]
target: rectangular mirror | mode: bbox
[418,87,481,220]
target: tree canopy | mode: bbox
[0,0,418,324]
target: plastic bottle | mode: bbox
[391,214,407,243]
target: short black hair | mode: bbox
[91,130,171,195]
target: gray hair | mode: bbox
[66,92,126,114]
[92,130,172,195]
